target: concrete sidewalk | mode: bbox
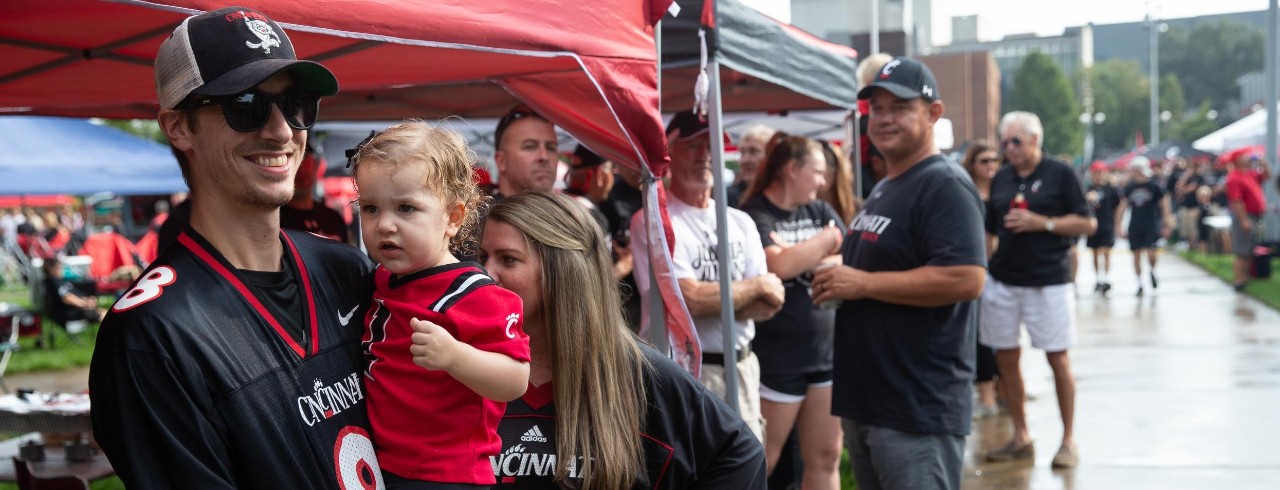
[964,249,1280,489]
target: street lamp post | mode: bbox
[1147,11,1168,147]
[1080,112,1106,165]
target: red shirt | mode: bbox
[1225,168,1267,216]
[363,262,529,484]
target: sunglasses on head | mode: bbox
[177,89,320,133]
[494,108,542,147]
[1000,137,1023,148]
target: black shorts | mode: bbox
[1129,226,1159,250]
[760,369,833,402]
[1086,230,1115,248]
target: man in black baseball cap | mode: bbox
[813,56,986,490]
[91,7,385,488]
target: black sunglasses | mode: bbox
[977,157,1000,164]
[178,89,320,133]
[1000,137,1023,148]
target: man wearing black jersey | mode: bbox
[90,7,383,489]
[811,57,986,490]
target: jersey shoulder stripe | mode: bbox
[430,270,495,313]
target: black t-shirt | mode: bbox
[240,257,304,341]
[43,275,79,322]
[1122,180,1166,233]
[726,180,749,209]
[1086,183,1121,233]
[1177,172,1208,208]
[740,194,845,374]
[833,155,986,436]
[280,202,350,243]
[601,181,642,238]
[987,157,1092,287]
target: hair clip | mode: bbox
[345,130,379,169]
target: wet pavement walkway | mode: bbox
[963,249,1280,489]
[5,250,1279,489]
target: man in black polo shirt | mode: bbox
[982,111,1096,469]
[811,57,986,490]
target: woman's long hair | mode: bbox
[819,140,857,224]
[738,132,823,207]
[487,192,649,489]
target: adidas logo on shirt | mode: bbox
[520,425,548,443]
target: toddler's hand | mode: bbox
[409,318,459,371]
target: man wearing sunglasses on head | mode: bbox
[981,111,1095,469]
[493,104,559,200]
[90,7,384,489]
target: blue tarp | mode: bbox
[0,116,186,195]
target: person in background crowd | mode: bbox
[1116,156,1172,297]
[566,143,634,284]
[1085,162,1121,294]
[601,163,645,332]
[962,139,1002,419]
[728,124,776,208]
[493,104,558,200]
[484,192,767,489]
[854,53,894,199]
[1225,152,1271,291]
[631,110,785,443]
[91,6,383,488]
[739,134,845,489]
[281,143,349,242]
[818,140,857,225]
[1175,158,1213,251]
[1195,185,1217,254]
[983,111,1095,469]
[565,144,614,235]
[350,121,530,488]
[42,257,106,325]
[813,57,986,490]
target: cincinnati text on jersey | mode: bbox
[491,443,590,481]
[850,212,892,243]
[297,372,365,426]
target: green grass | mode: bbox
[1180,250,1280,310]
[0,477,123,489]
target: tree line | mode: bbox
[1007,20,1264,159]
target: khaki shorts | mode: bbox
[700,352,766,443]
[1179,208,1200,243]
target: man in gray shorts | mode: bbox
[812,57,986,490]
[1224,152,1271,291]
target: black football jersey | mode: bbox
[90,228,383,489]
[493,345,767,489]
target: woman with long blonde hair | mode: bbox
[482,192,766,489]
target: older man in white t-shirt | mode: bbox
[632,110,785,442]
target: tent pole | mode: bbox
[1267,0,1280,242]
[851,111,862,203]
[708,54,740,415]
[648,18,671,355]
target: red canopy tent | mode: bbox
[0,0,701,369]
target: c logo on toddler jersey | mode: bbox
[505,313,520,339]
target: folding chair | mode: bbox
[0,313,24,393]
